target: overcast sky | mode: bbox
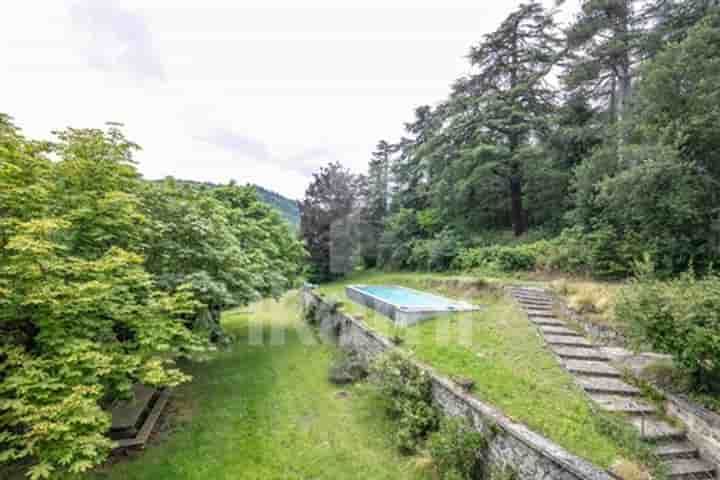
[2,0,580,199]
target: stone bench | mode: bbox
[109,384,170,449]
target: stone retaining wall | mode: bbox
[666,392,720,470]
[302,288,617,480]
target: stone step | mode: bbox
[515,296,554,303]
[515,298,553,306]
[531,317,567,327]
[115,389,171,449]
[551,346,609,361]
[563,359,621,377]
[520,303,554,312]
[629,416,685,441]
[576,376,641,396]
[515,293,553,300]
[655,441,699,460]
[590,394,656,414]
[110,384,156,435]
[544,335,594,347]
[540,326,581,337]
[525,309,557,318]
[666,458,715,479]
[510,291,551,300]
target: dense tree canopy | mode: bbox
[301,1,720,279]
[0,116,304,478]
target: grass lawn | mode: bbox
[91,295,431,480]
[318,271,637,469]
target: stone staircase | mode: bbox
[508,286,717,480]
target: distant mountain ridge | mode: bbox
[253,185,300,227]
[158,178,300,227]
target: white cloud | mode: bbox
[70,0,165,81]
[1,0,581,200]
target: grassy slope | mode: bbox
[319,271,629,469]
[94,295,429,480]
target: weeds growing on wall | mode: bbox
[428,416,489,480]
[303,302,318,325]
[370,352,440,453]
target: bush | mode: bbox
[370,352,440,452]
[537,226,648,279]
[409,229,461,272]
[328,351,368,385]
[453,244,539,272]
[616,271,720,393]
[428,417,488,480]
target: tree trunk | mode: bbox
[510,176,525,237]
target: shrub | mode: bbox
[539,226,647,279]
[328,351,368,385]
[428,417,488,480]
[550,280,615,318]
[304,302,318,325]
[409,229,461,272]
[616,272,720,393]
[453,244,538,272]
[370,352,440,452]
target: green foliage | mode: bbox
[304,303,318,325]
[370,352,440,453]
[294,0,720,285]
[253,184,300,227]
[0,116,304,478]
[454,244,540,272]
[596,150,712,274]
[378,209,423,269]
[633,14,720,180]
[408,230,461,272]
[358,141,394,268]
[616,272,720,393]
[428,417,488,480]
[142,180,305,341]
[542,226,647,279]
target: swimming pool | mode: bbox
[346,285,480,326]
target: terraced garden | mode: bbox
[318,271,652,471]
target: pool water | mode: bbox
[355,285,467,309]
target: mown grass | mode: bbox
[91,295,431,480]
[318,271,638,469]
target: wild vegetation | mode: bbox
[0,116,304,478]
[616,269,720,398]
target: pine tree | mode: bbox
[359,141,394,267]
[452,1,563,236]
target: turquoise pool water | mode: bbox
[355,285,466,308]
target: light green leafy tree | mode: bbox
[0,116,304,478]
